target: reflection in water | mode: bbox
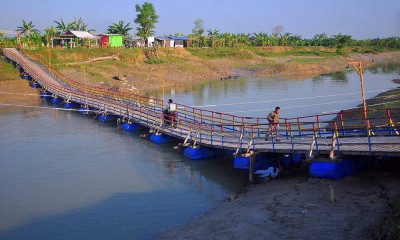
[367,62,400,74]
[314,71,349,82]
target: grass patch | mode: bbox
[187,47,254,60]
[255,50,337,58]
[0,58,20,81]
[291,57,326,63]
[25,48,142,68]
[144,58,165,64]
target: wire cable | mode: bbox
[0,103,97,112]
[226,93,400,114]
[191,88,393,108]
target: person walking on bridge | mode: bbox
[265,107,280,141]
[163,99,177,126]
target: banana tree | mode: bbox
[107,20,132,36]
[54,19,75,34]
[44,26,58,46]
[207,29,220,47]
[16,20,39,43]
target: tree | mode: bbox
[80,23,96,33]
[54,19,75,33]
[44,26,58,46]
[107,20,132,36]
[207,29,220,47]
[16,20,39,40]
[332,33,353,48]
[134,2,159,41]
[312,33,329,46]
[272,25,284,36]
[192,18,204,36]
[73,18,83,31]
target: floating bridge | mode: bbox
[3,48,400,176]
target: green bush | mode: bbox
[144,58,164,64]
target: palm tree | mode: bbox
[81,23,96,33]
[16,20,39,41]
[73,18,83,31]
[107,20,132,36]
[44,26,58,46]
[54,19,75,34]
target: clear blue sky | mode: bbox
[1,0,399,39]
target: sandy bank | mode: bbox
[0,80,38,104]
[159,167,400,240]
[42,48,400,94]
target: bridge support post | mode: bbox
[249,151,255,183]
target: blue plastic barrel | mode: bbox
[184,147,224,160]
[282,154,291,166]
[63,102,79,109]
[342,159,357,176]
[292,153,302,164]
[39,91,53,100]
[79,107,92,115]
[98,114,118,122]
[29,82,42,89]
[51,97,64,105]
[309,161,345,180]
[149,133,174,144]
[21,74,32,80]
[234,154,277,171]
[121,122,142,131]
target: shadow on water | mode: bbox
[0,189,209,240]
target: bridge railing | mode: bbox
[5,48,400,155]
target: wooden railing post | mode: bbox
[329,122,339,160]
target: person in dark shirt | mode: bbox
[265,106,280,141]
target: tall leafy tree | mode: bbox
[192,18,204,36]
[107,20,132,36]
[134,2,159,41]
[332,33,353,48]
[16,20,39,40]
[312,33,329,46]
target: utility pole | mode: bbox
[348,61,370,134]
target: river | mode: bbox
[0,62,399,240]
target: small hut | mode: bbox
[54,30,98,48]
[155,37,173,48]
[168,36,189,48]
[98,34,123,47]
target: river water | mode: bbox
[0,62,399,240]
